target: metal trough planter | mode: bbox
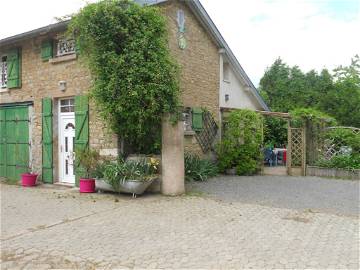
[96,177,157,197]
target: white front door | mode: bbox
[59,99,75,184]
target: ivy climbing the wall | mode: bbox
[217,109,263,175]
[69,0,180,154]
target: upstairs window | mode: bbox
[0,55,7,88]
[56,38,76,57]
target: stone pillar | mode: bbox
[161,114,185,196]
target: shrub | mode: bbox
[184,153,218,181]
[316,154,360,170]
[69,0,180,153]
[75,148,100,178]
[216,109,263,175]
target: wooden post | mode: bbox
[287,120,292,176]
[302,126,307,176]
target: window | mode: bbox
[56,39,76,57]
[60,99,75,113]
[1,55,7,88]
[183,107,193,132]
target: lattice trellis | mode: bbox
[319,127,360,160]
[290,128,304,167]
[195,111,218,153]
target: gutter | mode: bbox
[0,21,69,47]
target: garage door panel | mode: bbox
[0,109,4,177]
[0,143,5,177]
[16,121,29,142]
[1,105,30,180]
[17,144,29,167]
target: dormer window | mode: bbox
[1,55,7,88]
[56,38,76,57]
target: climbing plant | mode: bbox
[68,0,180,153]
[216,109,263,175]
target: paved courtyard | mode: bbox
[1,176,359,269]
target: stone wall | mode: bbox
[160,0,220,155]
[0,0,221,180]
[0,36,117,180]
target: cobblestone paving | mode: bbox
[1,182,359,269]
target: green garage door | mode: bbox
[0,105,30,180]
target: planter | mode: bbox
[119,178,156,196]
[79,178,96,193]
[307,166,360,180]
[95,179,115,192]
[95,178,157,197]
[21,173,38,187]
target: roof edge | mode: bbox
[187,0,269,111]
[0,20,69,47]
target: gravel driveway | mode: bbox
[188,175,360,216]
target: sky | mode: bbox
[1,0,359,86]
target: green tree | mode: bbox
[260,56,360,129]
[319,55,360,127]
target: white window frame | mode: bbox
[183,107,193,132]
[56,38,76,57]
[0,54,8,89]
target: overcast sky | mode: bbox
[1,0,359,86]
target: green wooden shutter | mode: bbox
[41,40,53,60]
[7,48,21,89]
[192,108,203,131]
[42,98,53,183]
[0,108,5,177]
[75,95,89,186]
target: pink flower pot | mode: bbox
[21,173,38,187]
[79,178,96,193]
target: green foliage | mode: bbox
[263,117,287,147]
[325,129,360,153]
[316,128,360,170]
[290,108,336,128]
[75,148,100,178]
[184,153,218,181]
[103,158,158,191]
[69,0,180,153]
[259,56,360,128]
[217,109,263,175]
[316,154,360,170]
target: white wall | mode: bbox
[219,54,263,110]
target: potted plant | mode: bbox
[21,158,38,187]
[76,148,100,193]
[101,158,159,197]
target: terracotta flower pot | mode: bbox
[21,173,38,187]
[79,178,95,193]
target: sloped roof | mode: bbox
[0,0,269,111]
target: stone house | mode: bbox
[0,0,268,185]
